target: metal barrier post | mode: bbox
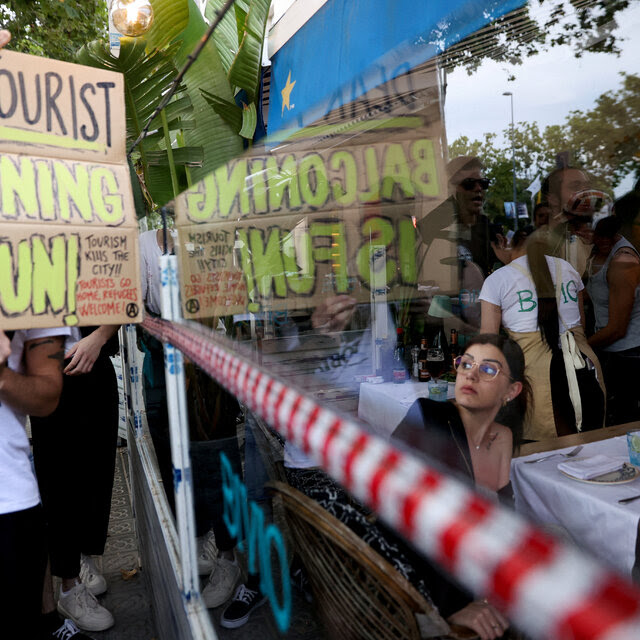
[160,253,200,603]
[121,324,145,438]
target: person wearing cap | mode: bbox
[535,166,604,277]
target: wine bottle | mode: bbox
[450,329,460,359]
[418,338,430,382]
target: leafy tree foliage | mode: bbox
[440,0,630,76]
[0,1,107,63]
[449,73,640,221]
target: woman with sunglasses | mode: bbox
[391,334,528,639]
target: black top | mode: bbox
[391,398,514,617]
[393,398,474,483]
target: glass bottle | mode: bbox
[392,328,406,384]
[418,338,430,382]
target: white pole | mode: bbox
[159,253,200,604]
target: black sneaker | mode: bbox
[49,618,95,639]
[220,583,267,629]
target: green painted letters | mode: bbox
[516,289,537,312]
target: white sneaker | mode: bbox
[80,554,107,596]
[197,529,218,576]
[58,582,114,632]
[201,555,241,609]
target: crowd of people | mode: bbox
[2,16,640,637]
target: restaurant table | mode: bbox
[511,433,640,579]
[358,379,455,436]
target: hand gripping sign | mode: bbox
[0,49,141,329]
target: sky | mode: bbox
[443,1,640,196]
[267,1,639,196]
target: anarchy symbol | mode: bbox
[126,303,139,318]
[185,298,200,314]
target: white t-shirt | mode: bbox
[0,328,70,515]
[139,230,163,316]
[479,255,583,333]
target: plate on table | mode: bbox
[559,463,640,485]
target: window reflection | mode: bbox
[140,1,640,636]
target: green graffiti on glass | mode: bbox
[235,216,418,312]
[183,139,440,222]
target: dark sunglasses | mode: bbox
[459,178,490,191]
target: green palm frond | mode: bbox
[152,0,243,184]
[77,37,199,207]
[228,0,270,102]
[204,0,239,74]
[203,0,271,122]
[201,89,242,133]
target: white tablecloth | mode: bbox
[358,380,455,436]
[511,436,640,576]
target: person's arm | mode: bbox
[480,300,502,334]
[588,251,640,349]
[310,295,356,334]
[0,334,65,416]
[64,325,120,375]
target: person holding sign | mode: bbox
[0,328,70,637]
[31,326,119,633]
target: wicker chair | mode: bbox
[268,481,477,640]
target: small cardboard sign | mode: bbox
[0,49,141,329]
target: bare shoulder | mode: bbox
[493,422,514,452]
[611,247,640,265]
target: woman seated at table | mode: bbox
[393,334,529,498]
[288,335,528,639]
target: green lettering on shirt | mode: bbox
[516,289,537,312]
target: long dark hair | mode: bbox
[463,334,531,450]
[526,230,560,353]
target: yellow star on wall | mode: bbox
[281,70,296,116]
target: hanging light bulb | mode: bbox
[111,0,154,37]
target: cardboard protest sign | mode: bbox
[174,69,456,320]
[0,49,141,329]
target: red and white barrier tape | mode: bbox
[143,316,640,639]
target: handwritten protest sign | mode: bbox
[175,122,454,319]
[0,49,141,329]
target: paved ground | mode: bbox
[69,447,158,640]
[61,445,324,640]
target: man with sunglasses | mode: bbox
[417,156,499,328]
[418,156,497,275]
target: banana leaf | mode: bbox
[146,0,190,51]
[146,147,204,167]
[204,0,239,74]
[228,0,270,102]
[201,89,242,133]
[77,38,198,206]
[163,0,243,183]
[239,102,257,139]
